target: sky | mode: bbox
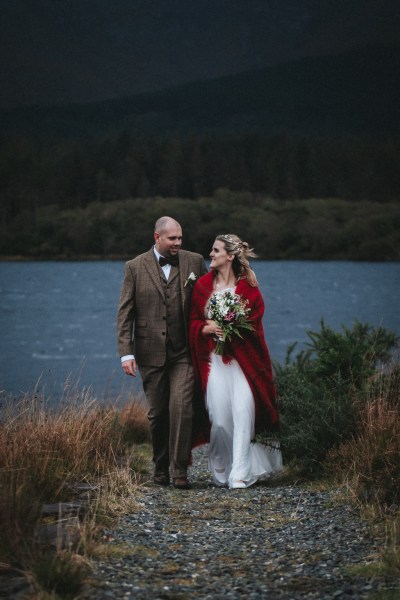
[1,0,399,108]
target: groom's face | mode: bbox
[155,224,183,257]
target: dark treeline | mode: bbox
[1,132,399,260]
[2,132,400,215]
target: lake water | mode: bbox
[1,261,399,405]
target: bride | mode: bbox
[189,234,282,489]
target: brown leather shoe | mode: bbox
[153,473,170,486]
[173,477,192,490]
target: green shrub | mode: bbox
[273,320,399,472]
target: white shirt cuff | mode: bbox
[121,354,135,363]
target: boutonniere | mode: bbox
[184,272,197,287]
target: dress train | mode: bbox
[206,352,282,488]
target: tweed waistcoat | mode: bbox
[160,267,187,356]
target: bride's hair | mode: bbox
[216,234,258,287]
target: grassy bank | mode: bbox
[0,388,151,598]
[1,320,399,597]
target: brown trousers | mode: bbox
[139,359,195,479]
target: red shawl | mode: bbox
[189,271,279,448]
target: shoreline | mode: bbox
[1,255,400,263]
[0,254,132,262]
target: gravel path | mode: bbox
[82,447,398,599]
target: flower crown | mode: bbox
[220,235,243,252]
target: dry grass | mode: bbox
[0,384,150,595]
[326,377,400,507]
[381,515,400,575]
[119,400,152,445]
[325,366,400,576]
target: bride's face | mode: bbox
[209,240,232,269]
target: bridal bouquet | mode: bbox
[208,290,253,355]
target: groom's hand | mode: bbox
[122,359,137,377]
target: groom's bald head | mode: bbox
[154,216,183,257]
[154,216,181,235]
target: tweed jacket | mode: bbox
[117,248,207,366]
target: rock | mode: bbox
[35,516,81,550]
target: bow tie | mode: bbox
[159,255,179,267]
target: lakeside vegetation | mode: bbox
[1,132,399,261]
[1,321,399,597]
[2,191,400,261]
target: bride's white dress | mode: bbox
[206,289,283,489]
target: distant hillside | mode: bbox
[2,0,399,107]
[1,44,399,139]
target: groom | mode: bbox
[117,216,207,489]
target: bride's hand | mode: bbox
[202,320,223,337]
